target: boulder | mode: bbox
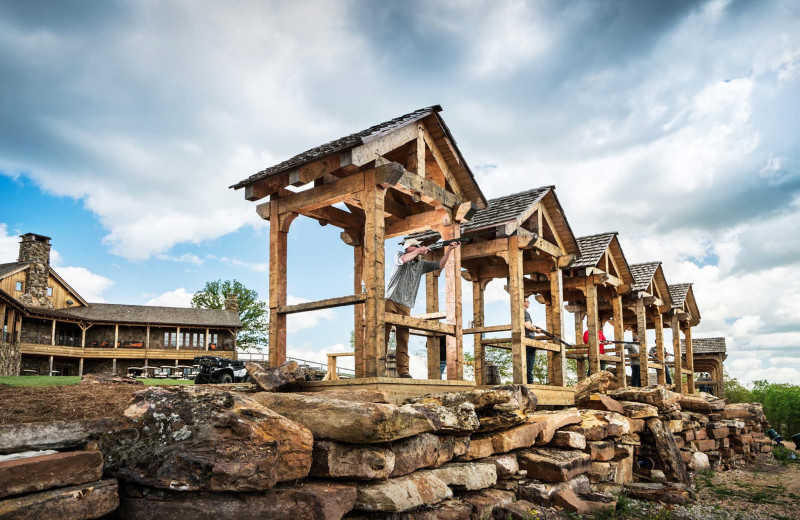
[119,481,356,520]
[623,482,691,504]
[563,410,631,441]
[483,453,519,479]
[679,394,724,413]
[517,474,591,506]
[100,386,312,491]
[526,408,582,445]
[421,462,497,490]
[588,461,629,483]
[518,448,591,482]
[585,441,615,461]
[619,401,659,419]
[550,431,587,450]
[405,385,535,412]
[608,387,681,412]
[245,361,307,391]
[493,500,543,520]
[576,393,625,414]
[646,418,690,485]
[79,373,142,385]
[310,441,394,480]
[0,418,125,454]
[460,488,514,520]
[406,401,480,434]
[553,488,616,515]
[723,403,764,421]
[488,421,547,454]
[250,392,434,443]
[573,371,617,400]
[460,437,494,461]
[707,423,731,439]
[355,473,452,512]
[0,479,118,520]
[392,499,473,520]
[0,450,103,499]
[390,433,442,477]
[299,389,390,403]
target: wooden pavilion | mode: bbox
[231,106,488,380]
[681,337,726,397]
[411,186,579,387]
[667,283,701,394]
[555,232,634,388]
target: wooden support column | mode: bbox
[671,313,683,392]
[684,321,695,394]
[51,319,56,346]
[14,313,21,345]
[612,295,626,388]
[508,235,526,384]
[363,169,386,377]
[146,325,150,350]
[654,311,665,385]
[81,325,87,349]
[78,358,84,377]
[549,266,566,386]
[636,299,649,385]
[426,273,440,379]
[112,358,117,375]
[574,310,586,381]
[443,225,463,381]
[114,324,119,348]
[48,355,53,377]
[585,279,601,375]
[472,280,486,385]
[354,240,366,378]
[176,327,181,350]
[205,327,210,351]
[0,303,6,340]
[269,193,289,368]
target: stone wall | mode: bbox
[0,340,20,375]
[20,318,52,345]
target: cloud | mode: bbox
[156,253,203,266]
[0,224,19,263]
[285,295,335,333]
[145,288,193,307]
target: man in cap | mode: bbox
[386,237,460,378]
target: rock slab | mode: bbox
[245,361,306,391]
[310,440,394,480]
[355,473,452,512]
[0,450,103,499]
[518,448,592,482]
[0,479,118,520]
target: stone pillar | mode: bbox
[17,233,55,309]
[224,294,239,313]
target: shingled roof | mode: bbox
[681,337,726,354]
[669,283,692,308]
[630,262,660,292]
[26,303,242,328]
[571,233,616,269]
[0,262,27,279]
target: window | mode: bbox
[47,287,53,297]
[15,281,23,291]
[163,332,176,347]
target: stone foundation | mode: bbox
[0,340,21,376]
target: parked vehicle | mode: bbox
[193,356,249,384]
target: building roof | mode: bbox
[25,303,242,328]
[0,262,27,279]
[630,262,660,292]
[681,337,726,354]
[571,233,615,269]
[407,186,579,255]
[669,283,692,308]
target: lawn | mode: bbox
[0,376,193,387]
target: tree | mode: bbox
[191,279,268,350]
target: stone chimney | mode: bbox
[17,233,55,309]
[224,293,239,313]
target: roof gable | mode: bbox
[681,337,726,354]
[570,233,634,285]
[630,262,672,308]
[0,262,28,280]
[670,283,700,326]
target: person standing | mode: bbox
[523,297,542,384]
[649,346,673,385]
[584,328,608,372]
[385,238,460,378]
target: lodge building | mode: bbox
[0,233,241,377]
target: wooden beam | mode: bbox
[442,225,463,380]
[636,298,649,384]
[532,236,561,258]
[612,294,626,388]
[426,272,440,380]
[269,193,289,367]
[473,280,485,385]
[538,202,566,254]
[464,324,512,335]
[244,171,291,201]
[585,278,600,375]
[549,266,566,385]
[684,322,695,394]
[351,122,420,166]
[420,122,465,200]
[460,237,509,261]
[385,313,455,335]
[276,171,365,214]
[363,170,386,377]
[354,240,365,377]
[301,206,363,230]
[277,294,366,315]
[672,313,683,392]
[385,209,450,239]
[287,154,342,187]
[654,311,666,385]
[508,234,526,384]
[377,160,462,208]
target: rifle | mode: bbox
[426,229,498,250]
[601,340,641,346]
[532,327,575,349]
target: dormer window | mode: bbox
[15,281,23,291]
[47,287,53,297]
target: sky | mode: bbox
[1,0,799,384]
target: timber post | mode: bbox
[508,234,526,384]
[654,310,666,385]
[611,294,626,388]
[585,279,600,375]
[443,224,463,380]
[472,279,486,385]
[362,169,387,377]
[574,310,586,381]
[683,321,695,394]
[354,237,366,377]
[671,313,683,392]
[268,193,289,367]
[425,272,440,379]
[636,298,649,384]
[549,265,566,386]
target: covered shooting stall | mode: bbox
[681,337,726,397]
[231,105,487,380]
[667,283,701,394]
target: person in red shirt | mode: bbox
[583,329,608,371]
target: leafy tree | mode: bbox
[191,279,268,350]
[723,370,753,403]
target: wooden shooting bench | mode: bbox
[540,232,634,388]
[231,105,489,387]
[413,186,581,387]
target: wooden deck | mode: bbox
[19,342,236,361]
[299,377,576,406]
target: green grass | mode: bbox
[0,376,193,387]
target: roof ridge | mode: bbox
[486,185,553,203]
[629,261,661,267]
[576,231,618,240]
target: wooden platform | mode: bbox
[299,377,576,406]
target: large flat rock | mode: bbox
[0,479,118,520]
[562,410,631,441]
[310,441,394,480]
[119,481,356,520]
[0,418,125,454]
[100,386,312,491]
[518,448,591,482]
[488,421,546,454]
[245,361,307,392]
[525,408,582,445]
[355,473,452,512]
[390,433,442,477]
[460,488,515,520]
[420,462,497,491]
[0,450,103,499]
[406,402,480,434]
[405,385,535,413]
[608,387,681,412]
[251,392,434,443]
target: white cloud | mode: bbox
[53,266,114,303]
[285,295,335,333]
[157,253,203,265]
[0,224,19,263]
[145,288,193,307]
